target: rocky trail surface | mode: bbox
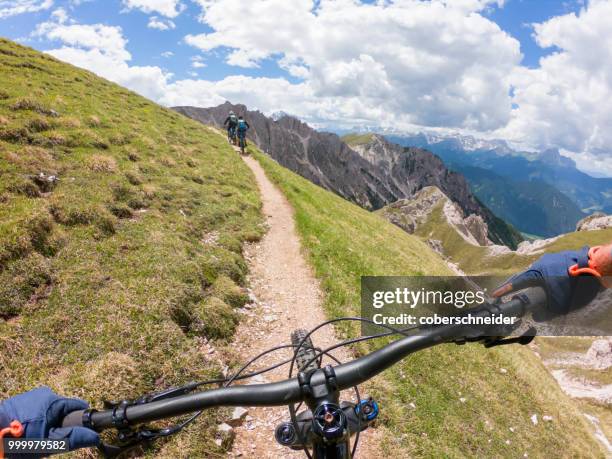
[226,149,383,458]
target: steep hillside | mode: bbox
[347,134,523,248]
[175,104,521,248]
[0,38,264,457]
[174,103,399,209]
[391,133,612,225]
[251,149,605,458]
[452,164,585,237]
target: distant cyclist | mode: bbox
[223,110,238,144]
[236,116,250,154]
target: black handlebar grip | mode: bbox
[61,409,86,428]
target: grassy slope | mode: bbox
[416,200,612,276]
[253,150,604,458]
[0,39,264,457]
[414,199,612,453]
[341,132,375,146]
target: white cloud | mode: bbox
[50,6,67,23]
[498,0,612,164]
[34,19,131,61]
[161,50,173,58]
[190,55,206,68]
[147,16,175,30]
[34,14,170,101]
[121,0,183,18]
[185,0,521,132]
[0,0,53,19]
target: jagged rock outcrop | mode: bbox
[174,102,522,248]
[576,212,612,231]
[380,186,492,247]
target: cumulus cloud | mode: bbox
[190,55,206,68]
[499,0,612,166]
[34,14,170,101]
[147,16,175,30]
[185,0,520,131]
[121,0,183,18]
[0,0,53,19]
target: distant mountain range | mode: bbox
[387,133,612,237]
[174,103,522,248]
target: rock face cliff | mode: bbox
[576,212,612,231]
[379,186,492,247]
[174,102,522,248]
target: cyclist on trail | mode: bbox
[223,110,238,143]
[236,115,250,145]
[2,242,610,454]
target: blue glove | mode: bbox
[0,387,99,454]
[494,247,602,315]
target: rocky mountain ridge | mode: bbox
[379,186,492,247]
[174,103,522,248]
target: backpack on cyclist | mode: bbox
[237,119,248,133]
[229,114,238,126]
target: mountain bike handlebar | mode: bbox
[61,286,546,431]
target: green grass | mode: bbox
[253,149,606,458]
[415,200,612,276]
[341,132,375,146]
[0,38,264,456]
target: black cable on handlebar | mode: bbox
[75,289,544,442]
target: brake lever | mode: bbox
[483,326,537,348]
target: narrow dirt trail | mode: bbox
[227,153,383,458]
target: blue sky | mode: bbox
[0,0,610,176]
[0,0,586,80]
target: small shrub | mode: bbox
[142,184,156,199]
[159,156,176,167]
[60,117,81,129]
[211,275,249,308]
[0,126,32,143]
[0,253,52,319]
[50,203,98,226]
[86,115,101,127]
[0,89,9,100]
[109,133,130,146]
[186,158,197,168]
[109,203,134,219]
[10,98,45,113]
[127,197,147,210]
[7,177,41,198]
[127,151,140,162]
[33,132,65,147]
[111,183,134,202]
[125,171,142,186]
[191,297,238,340]
[27,117,51,132]
[95,212,117,235]
[87,154,117,173]
[27,213,54,254]
[90,133,109,150]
